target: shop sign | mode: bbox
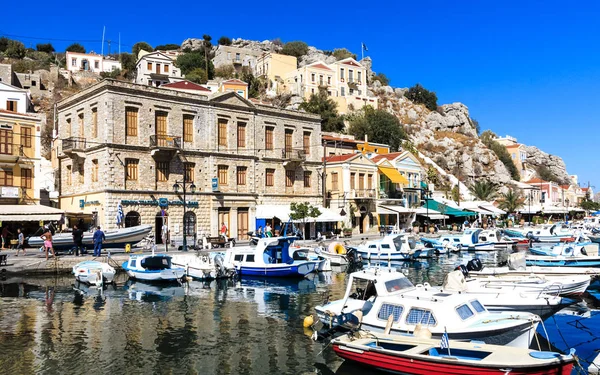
[1,187,20,198]
[212,178,219,192]
[121,199,199,208]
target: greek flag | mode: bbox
[440,330,449,350]
[362,42,368,51]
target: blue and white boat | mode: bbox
[434,229,496,251]
[356,234,433,261]
[421,237,461,254]
[122,254,186,282]
[28,224,153,251]
[526,242,600,267]
[529,241,599,257]
[222,236,320,277]
[522,224,575,243]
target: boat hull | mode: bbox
[122,261,185,282]
[333,343,574,375]
[236,261,316,277]
[29,225,152,251]
[72,261,116,286]
[357,250,424,261]
[526,256,600,268]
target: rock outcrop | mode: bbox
[523,146,571,184]
[298,47,336,67]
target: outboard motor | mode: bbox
[214,254,225,277]
[455,264,469,278]
[345,247,363,273]
[466,258,483,272]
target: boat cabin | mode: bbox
[129,254,173,270]
[363,234,418,253]
[226,237,297,265]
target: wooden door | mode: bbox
[156,112,167,146]
[156,63,161,74]
[218,210,230,237]
[237,210,249,240]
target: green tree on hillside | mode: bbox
[5,40,27,59]
[281,41,308,58]
[480,130,521,181]
[405,83,438,111]
[119,53,137,79]
[132,42,153,58]
[371,72,390,86]
[218,36,232,46]
[240,69,263,99]
[332,48,356,60]
[36,43,55,53]
[154,44,180,51]
[186,68,208,84]
[347,106,406,151]
[176,51,214,78]
[0,37,10,52]
[66,43,86,53]
[299,89,345,132]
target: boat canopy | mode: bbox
[424,199,475,218]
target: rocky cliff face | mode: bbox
[523,146,571,184]
[373,86,513,187]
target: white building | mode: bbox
[65,52,122,73]
[134,51,184,87]
[0,81,30,113]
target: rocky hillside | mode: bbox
[523,146,571,184]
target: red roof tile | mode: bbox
[162,80,211,92]
[371,152,404,163]
[322,154,359,163]
[582,187,589,191]
[223,79,248,86]
[310,63,333,71]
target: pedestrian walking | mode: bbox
[161,222,169,245]
[15,228,25,256]
[72,225,84,256]
[265,223,272,237]
[220,222,228,241]
[93,226,105,257]
[1,226,13,249]
[41,227,55,260]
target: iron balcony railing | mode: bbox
[62,137,86,152]
[150,134,182,149]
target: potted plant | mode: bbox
[342,224,353,238]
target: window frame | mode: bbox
[184,162,195,183]
[91,108,98,138]
[0,169,14,186]
[265,127,274,150]
[218,118,228,147]
[265,168,275,187]
[183,115,194,143]
[0,129,13,155]
[304,171,311,188]
[285,169,295,187]
[237,122,246,148]
[125,107,138,137]
[377,303,404,322]
[218,165,228,185]
[156,161,169,182]
[331,172,339,191]
[21,168,32,189]
[303,131,310,155]
[92,159,99,182]
[125,159,139,181]
[236,166,247,186]
[21,127,32,148]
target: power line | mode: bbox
[0,32,133,49]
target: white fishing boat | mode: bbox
[529,241,599,257]
[171,252,236,280]
[477,229,518,248]
[308,242,348,266]
[356,234,433,261]
[523,224,575,243]
[72,261,116,286]
[289,245,332,272]
[122,254,185,282]
[222,236,320,277]
[435,229,496,251]
[469,252,600,279]
[28,224,153,251]
[315,267,541,348]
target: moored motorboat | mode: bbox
[435,229,496,251]
[223,236,320,277]
[315,267,541,348]
[122,254,185,282]
[478,229,518,248]
[356,234,433,261]
[308,242,348,266]
[72,261,116,286]
[331,330,575,375]
[171,252,236,280]
[28,224,153,251]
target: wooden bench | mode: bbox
[0,253,7,266]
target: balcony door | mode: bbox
[155,112,167,146]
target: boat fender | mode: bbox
[564,247,573,255]
[303,315,314,328]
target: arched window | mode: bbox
[184,211,196,237]
[125,211,141,228]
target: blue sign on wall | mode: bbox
[158,198,169,207]
[212,178,219,192]
[79,199,85,208]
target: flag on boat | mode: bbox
[440,329,449,350]
[116,203,124,225]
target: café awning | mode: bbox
[378,166,408,185]
[0,204,64,222]
[424,199,475,217]
[255,205,344,223]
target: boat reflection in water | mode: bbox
[124,280,186,302]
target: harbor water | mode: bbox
[0,250,597,374]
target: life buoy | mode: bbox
[328,242,346,255]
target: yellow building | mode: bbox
[220,79,249,99]
[324,153,379,234]
[495,135,532,180]
[255,52,298,94]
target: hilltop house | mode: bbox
[65,51,121,74]
[134,51,183,87]
[213,45,262,74]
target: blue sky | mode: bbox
[3,0,599,190]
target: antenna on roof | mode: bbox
[119,33,121,56]
[101,26,106,56]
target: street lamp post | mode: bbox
[173,179,197,252]
[565,198,570,223]
[528,191,532,226]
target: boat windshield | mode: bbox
[393,236,404,251]
[407,237,417,250]
[385,278,414,293]
[349,278,378,301]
